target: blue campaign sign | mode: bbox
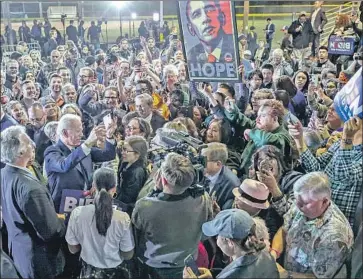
[328,35,355,55]
[59,189,94,214]
[334,68,362,122]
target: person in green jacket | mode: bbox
[199,83,295,179]
[224,98,294,178]
[224,100,292,176]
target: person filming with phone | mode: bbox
[44,113,117,212]
[213,98,294,179]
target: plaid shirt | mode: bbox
[300,141,363,226]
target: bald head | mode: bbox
[51,50,61,64]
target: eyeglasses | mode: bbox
[104,96,118,99]
[122,147,136,153]
[126,126,140,131]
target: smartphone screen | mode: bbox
[103,113,113,129]
[184,254,200,276]
[312,75,319,86]
[259,159,273,172]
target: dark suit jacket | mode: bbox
[151,111,166,135]
[265,23,275,40]
[187,33,236,64]
[44,139,116,212]
[26,125,52,165]
[209,166,240,210]
[288,20,314,49]
[311,8,328,34]
[1,165,65,279]
[66,25,78,43]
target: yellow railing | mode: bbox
[320,2,354,46]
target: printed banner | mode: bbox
[59,189,124,214]
[328,35,355,55]
[178,1,240,81]
[59,189,94,214]
[334,68,362,122]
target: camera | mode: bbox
[149,130,208,187]
[61,14,67,25]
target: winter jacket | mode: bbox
[220,105,293,178]
[288,20,314,49]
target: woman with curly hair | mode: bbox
[326,13,360,67]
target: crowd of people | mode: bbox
[0,1,362,279]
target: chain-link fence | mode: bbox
[1,1,354,47]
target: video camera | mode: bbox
[61,14,67,25]
[149,129,208,187]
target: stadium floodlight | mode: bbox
[113,1,126,9]
[153,12,159,21]
[131,13,137,19]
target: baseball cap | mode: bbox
[232,179,270,210]
[299,11,307,17]
[85,56,96,67]
[202,209,255,239]
[281,25,289,31]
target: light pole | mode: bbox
[131,13,137,38]
[113,2,126,38]
[153,12,159,40]
[120,9,122,38]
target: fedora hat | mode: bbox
[232,179,270,210]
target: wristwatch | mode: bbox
[342,138,353,145]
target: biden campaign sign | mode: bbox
[328,35,355,55]
[334,68,362,122]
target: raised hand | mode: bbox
[288,121,304,149]
[343,116,362,139]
